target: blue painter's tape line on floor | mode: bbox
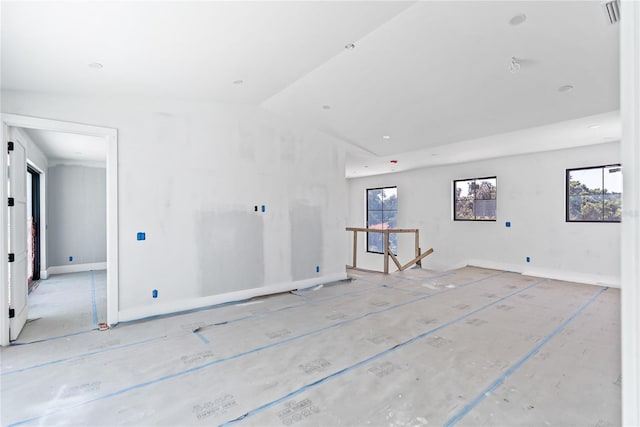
[7,271,520,426]
[380,283,429,296]
[390,270,455,283]
[90,270,98,328]
[11,328,97,346]
[219,278,548,426]
[1,336,165,376]
[357,270,506,293]
[442,286,609,427]
[193,331,210,345]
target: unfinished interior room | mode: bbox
[1,1,639,426]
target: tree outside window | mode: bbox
[567,165,622,222]
[367,187,397,254]
[454,177,497,221]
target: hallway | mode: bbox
[15,270,107,344]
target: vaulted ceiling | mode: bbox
[1,1,620,176]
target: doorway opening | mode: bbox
[1,114,119,346]
[27,165,41,293]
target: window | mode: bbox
[454,177,497,221]
[566,165,622,222]
[366,187,397,254]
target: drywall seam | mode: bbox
[47,263,106,276]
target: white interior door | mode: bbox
[8,131,28,340]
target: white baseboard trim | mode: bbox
[48,262,107,275]
[458,259,621,288]
[117,272,348,323]
[520,267,620,288]
[39,270,49,280]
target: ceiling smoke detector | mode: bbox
[602,0,620,24]
[345,43,355,50]
[88,62,103,69]
[558,84,574,93]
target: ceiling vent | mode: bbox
[603,0,620,24]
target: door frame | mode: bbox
[1,114,119,346]
[26,161,45,285]
[27,165,41,287]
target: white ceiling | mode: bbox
[23,128,106,165]
[1,1,620,177]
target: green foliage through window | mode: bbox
[454,177,497,221]
[566,165,622,222]
[367,187,397,254]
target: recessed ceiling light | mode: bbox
[509,14,527,26]
[588,124,601,129]
[233,79,244,85]
[345,43,355,50]
[558,84,574,93]
[364,165,369,168]
[88,62,103,69]
[322,105,331,110]
[382,135,391,140]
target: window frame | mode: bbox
[366,186,397,254]
[453,176,497,222]
[565,164,622,223]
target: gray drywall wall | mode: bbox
[1,90,348,319]
[196,211,265,295]
[347,142,621,286]
[291,202,323,281]
[47,165,106,267]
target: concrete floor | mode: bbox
[0,267,620,426]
